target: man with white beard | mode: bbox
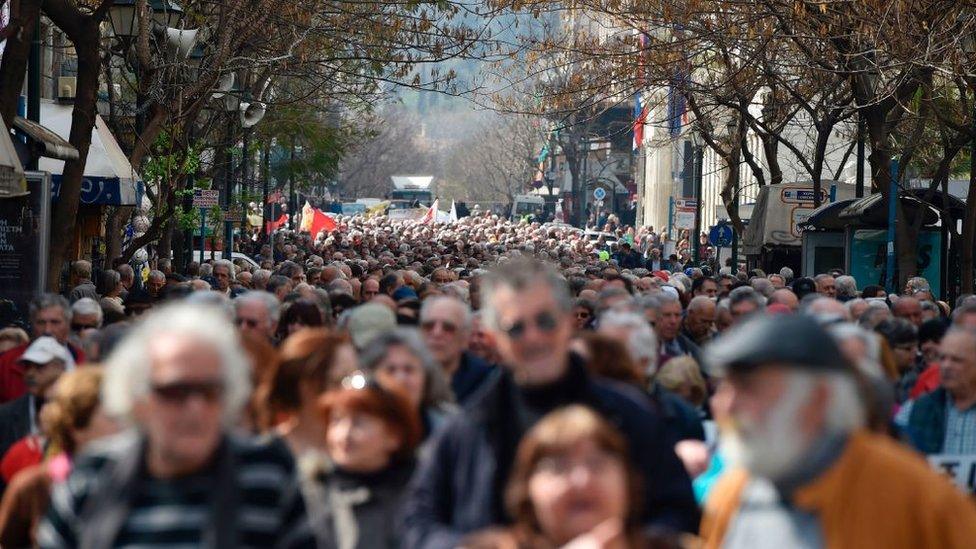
[700,314,976,549]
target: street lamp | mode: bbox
[690,129,704,265]
[109,0,183,39]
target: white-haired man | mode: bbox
[419,295,493,404]
[234,291,281,343]
[701,314,976,548]
[39,303,314,547]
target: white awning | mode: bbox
[37,100,143,205]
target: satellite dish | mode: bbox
[165,27,199,59]
[211,72,235,99]
[240,101,266,127]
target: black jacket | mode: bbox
[400,356,699,549]
[0,395,31,463]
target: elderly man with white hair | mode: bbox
[701,314,976,548]
[233,290,281,343]
[40,303,314,547]
[69,297,103,334]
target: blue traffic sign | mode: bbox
[709,222,734,247]
[593,187,607,200]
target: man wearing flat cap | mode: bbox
[701,314,976,549]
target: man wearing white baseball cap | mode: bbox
[0,336,75,469]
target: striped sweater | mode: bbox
[37,431,315,548]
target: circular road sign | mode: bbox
[709,222,734,247]
[593,187,607,201]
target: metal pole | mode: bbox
[856,116,865,198]
[692,144,704,265]
[199,208,206,265]
[288,144,296,229]
[885,159,898,293]
[223,118,234,260]
[26,17,41,169]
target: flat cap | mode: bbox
[705,314,849,376]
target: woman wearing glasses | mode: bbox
[303,377,421,548]
[358,329,457,442]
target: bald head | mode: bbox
[769,289,799,312]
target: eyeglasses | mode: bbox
[150,380,224,404]
[71,323,98,331]
[500,310,559,339]
[421,319,458,334]
[235,317,259,328]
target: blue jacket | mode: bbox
[451,352,496,405]
[400,356,699,548]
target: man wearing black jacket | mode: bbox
[401,258,699,549]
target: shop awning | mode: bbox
[37,101,143,205]
[0,120,27,198]
[12,116,78,161]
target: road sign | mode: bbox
[593,187,607,201]
[192,189,219,209]
[709,222,734,247]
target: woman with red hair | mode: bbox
[303,374,422,548]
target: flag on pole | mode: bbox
[265,213,288,233]
[449,200,459,223]
[300,201,337,237]
[420,198,439,225]
[633,92,648,151]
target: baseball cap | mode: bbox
[19,336,75,370]
[346,303,396,349]
[705,314,848,377]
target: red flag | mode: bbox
[309,208,337,237]
[265,213,288,233]
[420,198,439,225]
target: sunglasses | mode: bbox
[421,319,458,334]
[151,380,224,404]
[72,323,98,331]
[501,311,559,339]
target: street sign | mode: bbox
[192,189,219,209]
[709,222,734,247]
[593,187,607,201]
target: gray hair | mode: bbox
[102,303,251,427]
[598,310,658,375]
[30,294,71,322]
[358,328,454,407]
[420,295,473,332]
[251,269,272,289]
[635,294,661,315]
[779,267,794,283]
[729,286,766,309]
[235,290,282,323]
[828,322,883,379]
[102,269,121,291]
[213,259,236,281]
[71,297,103,328]
[481,258,571,330]
[750,278,774,298]
[148,270,165,282]
[834,275,858,299]
[199,263,214,277]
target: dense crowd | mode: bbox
[0,209,974,548]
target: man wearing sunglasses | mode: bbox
[41,303,314,547]
[403,259,698,549]
[419,296,494,405]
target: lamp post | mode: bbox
[690,129,703,265]
[725,117,739,267]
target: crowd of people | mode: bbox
[0,209,974,548]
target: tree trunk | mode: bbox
[158,216,173,260]
[45,19,100,290]
[0,0,41,124]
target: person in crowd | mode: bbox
[909,318,949,399]
[0,337,75,481]
[834,275,858,302]
[97,270,126,319]
[401,258,697,549]
[116,264,135,296]
[0,295,84,404]
[461,406,672,549]
[0,367,119,547]
[362,277,381,302]
[69,298,102,336]
[259,329,358,457]
[701,314,976,548]
[145,270,166,300]
[726,286,764,324]
[572,298,596,331]
[276,299,324,340]
[682,295,716,346]
[874,318,921,404]
[234,290,281,343]
[691,277,718,298]
[656,355,709,412]
[359,328,457,440]
[654,292,702,367]
[67,261,98,303]
[893,295,924,327]
[767,288,799,312]
[0,328,28,355]
[40,303,316,547]
[905,327,976,454]
[301,377,421,547]
[419,296,494,404]
[814,273,836,298]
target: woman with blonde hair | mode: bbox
[655,356,708,410]
[0,367,119,546]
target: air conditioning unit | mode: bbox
[58,76,77,101]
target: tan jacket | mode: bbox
[701,431,976,549]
